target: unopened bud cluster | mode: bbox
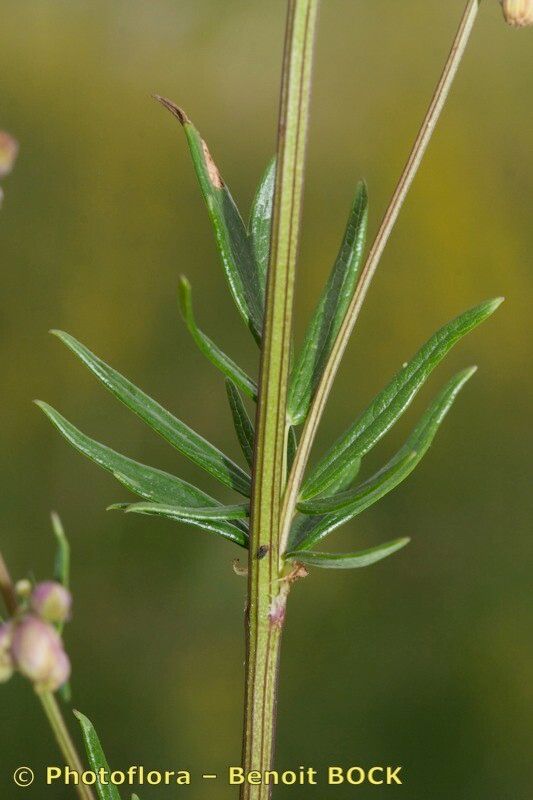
[0,581,72,692]
[501,0,533,26]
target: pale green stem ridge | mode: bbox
[242,2,319,799]
[38,692,96,800]
[279,0,481,555]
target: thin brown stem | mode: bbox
[280,0,482,554]
[38,692,95,800]
[0,551,18,615]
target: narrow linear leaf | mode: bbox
[155,96,264,341]
[122,502,248,547]
[125,502,249,521]
[302,298,502,499]
[51,330,251,496]
[300,453,416,515]
[179,277,257,400]
[51,512,70,589]
[286,537,410,569]
[225,379,255,469]
[286,426,298,473]
[73,711,121,800]
[290,366,477,551]
[51,512,70,665]
[37,403,247,546]
[288,181,368,425]
[249,157,276,295]
[287,457,362,548]
[321,455,362,496]
[37,402,223,508]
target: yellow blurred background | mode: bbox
[0,1,531,797]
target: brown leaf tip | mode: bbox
[153,95,190,125]
[201,138,224,189]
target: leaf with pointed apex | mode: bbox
[249,157,275,294]
[155,96,264,341]
[178,277,257,400]
[37,402,219,508]
[286,538,410,569]
[74,711,121,800]
[37,403,246,546]
[302,298,502,500]
[122,502,248,547]
[225,379,255,469]
[51,512,70,589]
[290,367,477,551]
[51,330,251,496]
[288,182,368,425]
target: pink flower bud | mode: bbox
[46,648,71,692]
[501,0,533,26]
[11,616,71,692]
[30,581,72,623]
[0,622,14,683]
[0,132,18,179]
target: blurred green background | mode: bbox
[1,1,531,797]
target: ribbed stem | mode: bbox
[241,2,319,799]
[279,0,482,552]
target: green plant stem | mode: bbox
[242,1,319,798]
[279,0,482,552]
[38,691,95,800]
[0,550,94,800]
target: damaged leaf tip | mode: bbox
[153,94,190,125]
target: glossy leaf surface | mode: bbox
[286,537,410,569]
[300,452,416,515]
[52,330,251,496]
[287,426,298,473]
[125,502,248,521]
[302,298,502,499]
[249,157,275,295]
[37,403,247,546]
[156,96,264,341]
[290,366,477,550]
[300,367,476,516]
[74,711,121,800]
[122,502,248,547]
[178,277,257,400]
[225,379,255,469]
[288,182,368,425]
